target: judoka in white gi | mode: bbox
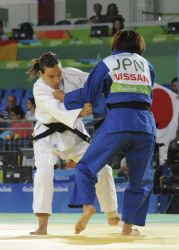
[26,52,119,235]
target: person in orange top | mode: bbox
[10,106,33,139]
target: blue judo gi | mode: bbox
[64,50,156,226]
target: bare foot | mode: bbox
[75,205,96,234]
[121,223,140,236]
[108,217,120,226]
[30,228,47,235]
[121,228,140,236]
[30,213,48,235]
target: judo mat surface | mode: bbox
[0,213,178,250]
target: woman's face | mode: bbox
[94,4,102,15]
[108,5,117,15]
[40,64,63,89]
[114,20,122,31]
[27,100,33,110]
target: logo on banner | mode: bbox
[22,186,33,192]
[0,186,12,192]
[54,185,69,192]
[115,183,126,192]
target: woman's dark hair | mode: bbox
[28,97,35,106]
[94,3,102,9]
[112,29,145,55]
[11,106,25,118]
[112,17,125,36]
[171,77,178,84]
[106,3,118,15]
[26,52,59,78]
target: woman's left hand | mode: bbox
[53,89,65,102]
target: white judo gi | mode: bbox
[32,67,118,215]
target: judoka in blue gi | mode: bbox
[56,29,156,236]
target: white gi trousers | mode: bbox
[33,132,118,215]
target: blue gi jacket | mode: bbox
[64,50,156,136]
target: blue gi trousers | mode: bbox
[69,128,155,226]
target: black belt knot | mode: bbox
[107,102,151,111]
[32,122,91,144]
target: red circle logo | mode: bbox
[151,88,173,129]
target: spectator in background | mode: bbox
[25,97,36,121]
[0,95,24,120]
[89,3,105,23]
[104,3,125,23]
[18,22,35,40]
[0,20,8,41]
[171,77,178,94]
[111,17,125,36]
[153,161,179,213]
[0,106,33,141]
[10,106,33,139]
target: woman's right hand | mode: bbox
[53,89,65,102]
[79,103,93,117]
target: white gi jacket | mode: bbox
[33,67,89,152]
[32,67,118,215]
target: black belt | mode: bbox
[32,122,91,143]
[107,102,151,111]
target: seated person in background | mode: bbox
[19,22,35,40]
[10,107,33,140]
[0,95,24,120]
[89,3,106,23]
[65,159,76,169]
[0,20,8,41]
[104,3,125,23]
[111,17,125,36]
[25,97,36,121]
[171,77,178,94]
[153,161,179,213]
[0,106,33,140]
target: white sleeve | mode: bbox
[62,67,89,90]
[78,72,89,88]
[34,85,81,129]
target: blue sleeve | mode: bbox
[149,62,155,100]
[149,63,155,86]
[64,61,109,110]
[93,95,106,116]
